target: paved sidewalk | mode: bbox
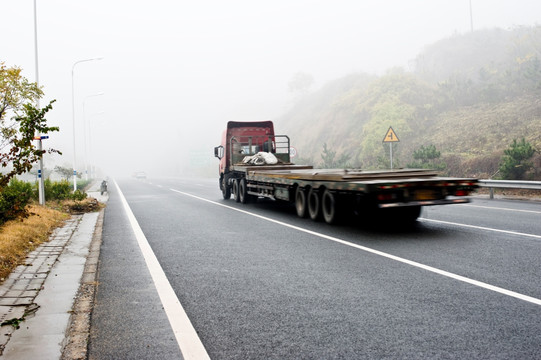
[0,182,108,359]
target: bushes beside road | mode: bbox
[0,179,88,225]
[0,178,102,282]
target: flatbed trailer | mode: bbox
[215,121,478,225]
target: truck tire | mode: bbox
[308,188,322,221]
[322,189,338,224]
[222,176,231,200]
[295,187,308,218]
[239,178,248,204]
[233,179,240,202]
[398,206,421,224]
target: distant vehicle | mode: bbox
[135,171,147,179]
[214,121,478,225]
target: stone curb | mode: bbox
[61,209,104,360]
[0,216,83,356]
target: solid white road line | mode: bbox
[115,181,210,360]
[171,188,541,307]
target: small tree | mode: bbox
[0,63,59,188]
[55,165,73,181]
[320,143,336,168]
[0,63,59,221]
[407,144,446,170]
[320,143,352,168]
[498,138,535,179]
[0,101,59,188]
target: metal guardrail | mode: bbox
[478,179,541,199]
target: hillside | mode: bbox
[276,26,541,179]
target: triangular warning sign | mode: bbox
[383,127,399,143]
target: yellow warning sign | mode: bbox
[383,127,399,143]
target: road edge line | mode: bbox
[115,181,210,360]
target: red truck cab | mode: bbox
[214,121,286,199]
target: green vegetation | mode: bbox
[0,179,33,224]
[54,165,73,181]
[278,26,541,180]
[0,179,88,225]
[320,143,352,168]
[498,138,536,180]
[0,62,63,223]
[407,144,446,171]
[0,63,60,189]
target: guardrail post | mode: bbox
[489,187,494,200]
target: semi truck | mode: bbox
[214,121,478,225]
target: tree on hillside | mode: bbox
[406,144,446,170]
[498,138,536,180]
[0,62,59,188]
[320,143,352,168]
[320,143,336,168]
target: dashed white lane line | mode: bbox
[420,218,541,240]
[171,188,541,307]
[459,203,541,215]
[115,181,210,360]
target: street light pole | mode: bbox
[469,0,474,32]
[88,111,105,179]
[33,0,46,205]
[71,57,103,191]
[83,93,104,180]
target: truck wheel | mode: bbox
[222,176,231,200]
[233,179,240,202]
[295,187,308,218]
[322,189,338,224]
[308,188,322,221]
[239,178,248,204]
[399,206,421,224]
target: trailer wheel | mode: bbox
[232,179,240,202]
[398,206,421,224]
[295,187,308,218]
[239,178,248,204]
[222,176,231,200]
[322,189,338,224]
[308,188,322,221]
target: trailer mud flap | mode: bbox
[378,198,471,208]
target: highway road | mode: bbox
[88,177,541,359]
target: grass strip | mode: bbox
[0,205,68,282]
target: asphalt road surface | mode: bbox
[88,177,541,359]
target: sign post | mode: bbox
[34,135,49,205]
[382,127,399,169]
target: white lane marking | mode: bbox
[459,203,541,214]
[115,181,210,360]
[420,218,541,240]
[170,188,541,306]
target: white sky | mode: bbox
[1,0,540,176]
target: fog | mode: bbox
[1,0,540,178]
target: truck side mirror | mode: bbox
[214,146,224,159]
